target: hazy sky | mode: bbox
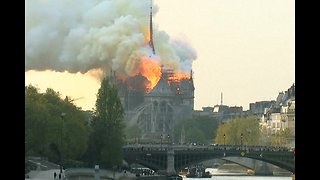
[25,0,295,111]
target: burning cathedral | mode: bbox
[25,0,197,141]
[112,66,194,140]
[111,2,195,140]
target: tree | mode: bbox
[186,127,206,144]
[259,126,272,146]
[215,116,261,146]
[124,124,142,142]
[174,116,219,144]
[85,77,125,168]
[271,128,293,147]
[25,85,90,165]
[25,85,49,157]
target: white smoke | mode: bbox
[25,0,197,78]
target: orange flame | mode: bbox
[145,26,151,45]
[168,72,190,83]
[137,56,161,92]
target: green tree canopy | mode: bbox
[174,116,219,144]
[124,124,142,142]
[25,85,90,164]
[186,127,206,144]
[215,116,261,146]
[84,77,125,168]
[271,128,293,146]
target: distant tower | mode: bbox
[221,92,223,105]
[149,0,155,54]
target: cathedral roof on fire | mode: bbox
[180,78,194,90]
[147,76,172,97]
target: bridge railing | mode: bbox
[123,144,294,153]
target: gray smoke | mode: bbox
[25,0,197,79]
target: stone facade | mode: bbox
[114,68,194,140]
[259,84,295,147]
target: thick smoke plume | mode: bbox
[25,0,197,81]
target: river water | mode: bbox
[182,168,292,180]
[184,177,291,180]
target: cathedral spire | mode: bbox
[149,0,155,54]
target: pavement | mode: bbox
[25,169,63,180]
[25,168,137,180]
[25,158,137,179]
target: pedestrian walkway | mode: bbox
[26,169,63,180]
[25,168,137,180]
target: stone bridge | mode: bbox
[122,144,295,175]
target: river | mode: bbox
[184,177,291,180]
[182,168,292,180]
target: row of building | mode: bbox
[194,83,295,147]
[112,60,294,144]
[83,76,294,147]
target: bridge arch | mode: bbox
[122,145,295,174]
[174,149,294,173]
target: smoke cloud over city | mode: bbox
[25,0,197,82]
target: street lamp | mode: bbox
[223,134,226,147]
[160,134,163,150]
[167,134,171,150]
[60,113,66,174]
[246,128,252,145]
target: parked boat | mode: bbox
[247,169,255,175]
[186,164,212,178]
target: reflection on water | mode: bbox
[182,168,292,180]
[183,177,291,180]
